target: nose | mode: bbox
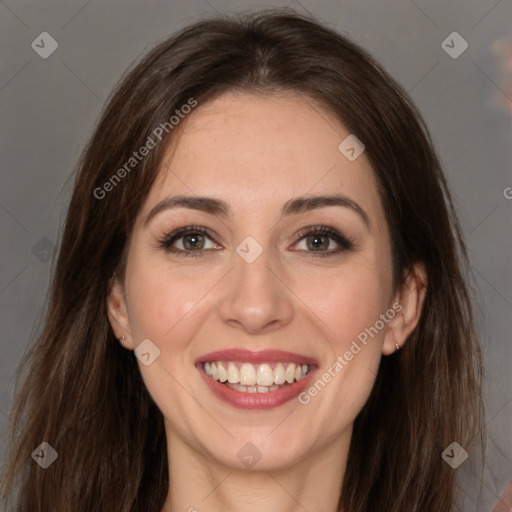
[217,247,294,335]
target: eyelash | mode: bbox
[158,224,356,258]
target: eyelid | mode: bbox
[291,224,356,249]
[159,224,356,256]
[160,224,218,244]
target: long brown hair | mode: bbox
[1,9,484,511]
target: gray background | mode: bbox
[0,0,510,510]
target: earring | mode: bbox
[121,335,126,341]
[391,330,400,353]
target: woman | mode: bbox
[1,9,484,511]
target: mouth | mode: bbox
[196,349,318,410]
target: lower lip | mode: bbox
[197,363,317,410]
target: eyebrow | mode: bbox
[144,194,371,230]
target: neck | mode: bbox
[161,423,350,512]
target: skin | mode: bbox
[107,92,426,512]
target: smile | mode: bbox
[197,349,318,410]
[204,361,310,392]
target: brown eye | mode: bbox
[181,233,206,250]
[292,226,355,257]
[305,234,332,251]
[160,226,221,256]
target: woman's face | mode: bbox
[108,92,419,471]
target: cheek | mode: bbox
[292,258,391,416]
[125,255,218,343]
[298,265,391,350]
[294,274,387,435]
[123,259,216,417]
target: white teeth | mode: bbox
[204,360,311,390]
[274,362,286,385]
[256,364,275,386]
[285,363,296,384]
[227,362,239,383]
[227,383,245,392]
[240,363,257,386]
[217,362,228,382]
[224,383,272,393]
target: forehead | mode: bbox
[143,92,384,223]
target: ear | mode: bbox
[107,277,134,351]
[382,263,427,355]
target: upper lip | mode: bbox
[196,348,319,366]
